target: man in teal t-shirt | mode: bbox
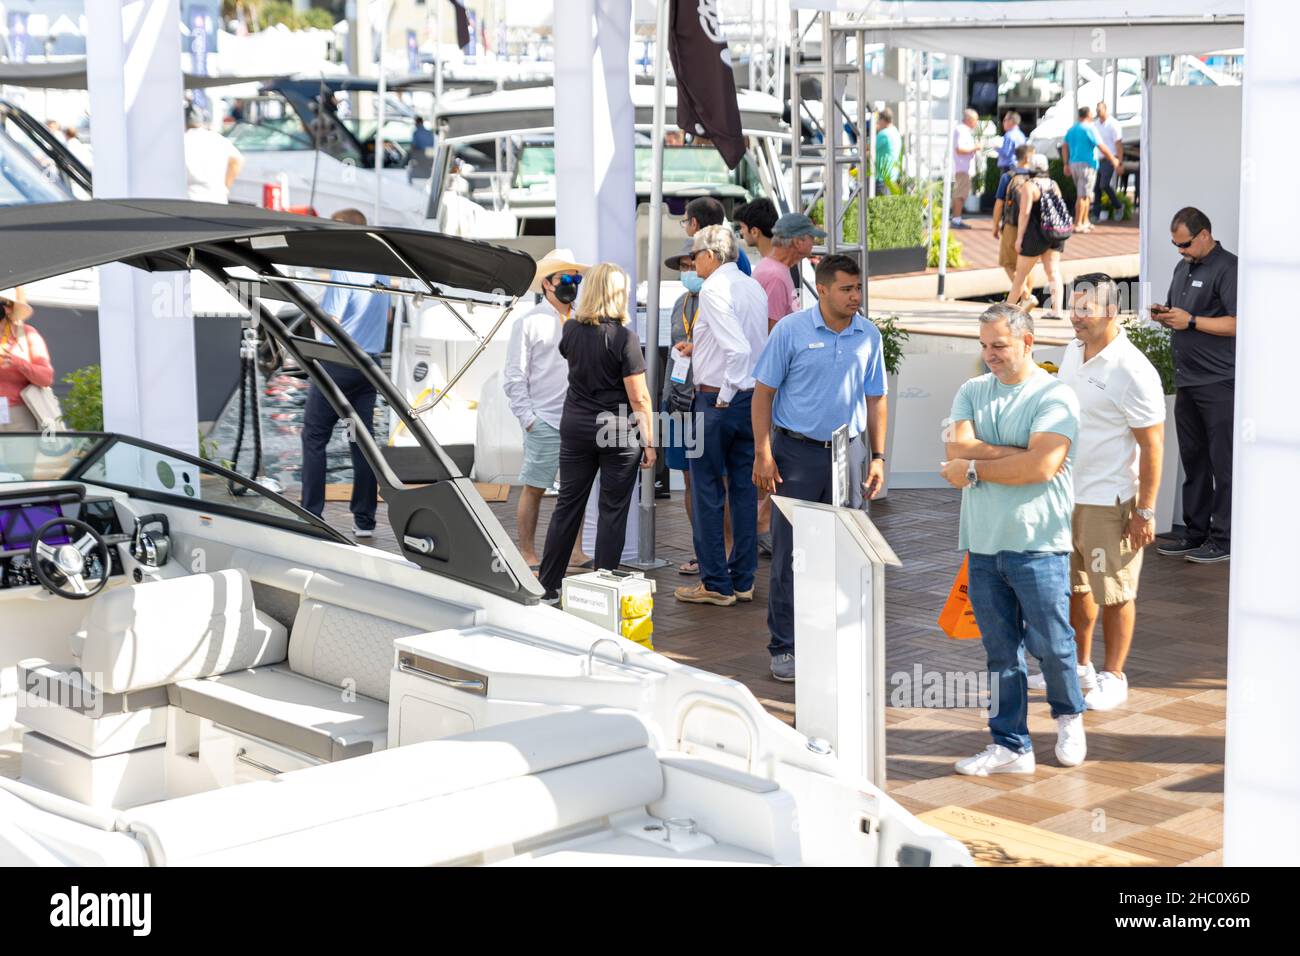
[1062,106,1119,233]
[873,107,902,195]
[941,303,1087,778]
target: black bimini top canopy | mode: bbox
[0,199,534,299]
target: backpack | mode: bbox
[1003,173,1030,226]
[1037,179,1074,241]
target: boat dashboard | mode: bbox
[0,483,127,590]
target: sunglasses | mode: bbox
[1171,230,1204,250]
[552,273,582,288]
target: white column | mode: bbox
[557,0,640,563]
[1224,0,1300,866]
[86,0,197,454]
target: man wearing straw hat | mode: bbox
[503,248,593,571]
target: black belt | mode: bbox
[776,426,834,448]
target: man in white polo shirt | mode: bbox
[1042,274,1165,711]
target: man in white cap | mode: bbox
[503,249,592,570]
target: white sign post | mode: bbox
[773,495,900,784]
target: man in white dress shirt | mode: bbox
[674,224,770,606]
[1033,274,1164,711]
[1092,101,1126,223]
[502,248,591,569]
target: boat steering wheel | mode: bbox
[29,517,110,600]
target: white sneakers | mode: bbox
[955,744,1036,777]
[1027,661,1096,692]
[1055,713,1087,767]
[1085,671,1129,711]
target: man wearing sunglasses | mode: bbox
[1150,207,1238,564]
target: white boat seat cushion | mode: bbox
[77,570,288,694]
[167,664,388,762]
[120,709,663,866]
[286,599,426,703]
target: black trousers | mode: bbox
[538,430,641,593]
[1175,380,1234,547]
[300,361,378,528]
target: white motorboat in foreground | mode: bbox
[0,200,970,867]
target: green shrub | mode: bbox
[927,202,965,269]
[983,156,1002,201]
[61,364,103,432]
[810,193,926,251]
[870,313,910,376]
[1122,318,1176,395]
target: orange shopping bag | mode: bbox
[937,554,981,640]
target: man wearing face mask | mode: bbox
[661,241,705,574]
[503,249,593,571]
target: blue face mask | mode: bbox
[680,270,703,293]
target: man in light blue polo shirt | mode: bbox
[751,254,888,683]
[941,302,1086,776]
[301,208,393,537]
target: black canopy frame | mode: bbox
[0,199,543,604]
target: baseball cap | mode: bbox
[772,212,828,240]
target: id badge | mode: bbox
[670,352,691,384]
[0,398,10,426]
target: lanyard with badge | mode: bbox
[670,296,698,384]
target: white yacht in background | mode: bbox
[0,199,971,867]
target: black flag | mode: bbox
[448,0,471,50]
[667,0,745,169]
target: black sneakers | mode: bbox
[1156,536,1205,556]
[1185,542,1230,564]
[541,590,561,606]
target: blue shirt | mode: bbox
[410,125,435,152]
[995,167,1030,201]
[736,246,752,277]
[752,303,887,441]
[997,126,1026,170]
[320,270,391,355]
[949,368,1079,555]
[1063,122,1101,169]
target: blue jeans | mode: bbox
[766,429,833,656]
[1094,158,1123,218]
[966,550,1085,753]
[300,360,379,528]
[688,390,756,596]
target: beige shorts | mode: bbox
[953,171,972,202]
[1070,497,1144,604]
[998,225,1019,271]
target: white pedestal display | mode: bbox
[1156,393,1184,535]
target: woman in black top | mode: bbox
[537,263,656,599]
[1008,155,1066,315]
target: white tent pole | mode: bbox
[435,0,444,102]
[937,53,959,300]
[636,0,670,567]
[375,0,390,226]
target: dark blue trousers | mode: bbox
[689,390,757,596]
[766,429,832,656]
[300,361,378,528]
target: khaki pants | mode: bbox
[1070,497,1145,605]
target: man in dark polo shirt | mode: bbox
[1152,207,1237,563]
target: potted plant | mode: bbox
[810,193,930,276]
[870,313,910,499]
[1122,318,1182,534]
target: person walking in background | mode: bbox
[1007,154,1067,315]
[0,287,51,433]
[299,209,390,537]
[1092,101,1126,223]
[950,108,980,230]
[1061,106,1118,233]
[683,197,752,276]
[537,264,656,603]
[502,248,593,572]
[183,102,243,204]
[942,303,1086,775]
[752,255,887,683]
[874,107,903,195]
[1034,274,1164,712]
[674,224,768,608]
[992,143,1037,307]
[1152,207,1238,564]
[996,110,1026,175]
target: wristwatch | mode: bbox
[1136,507,1156,522]
[965,460,979,488]
[871,452,886,462]
[1187,316,1198,331]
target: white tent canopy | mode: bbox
[795,0,1244,58]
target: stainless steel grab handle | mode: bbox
[398,659,487,694]
[586,637,627,676]
[236,747,282,776]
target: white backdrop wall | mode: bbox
[1140,86,1243,310]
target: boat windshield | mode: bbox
[0,127,73,206]
[513,144,736,190]
[0,433,342,541]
